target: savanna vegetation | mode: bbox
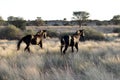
[0,24,120,80]
[0,35,120,80]
[0,11,120,80]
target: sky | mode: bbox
[0,0,120,21]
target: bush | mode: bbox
[0,25,23,40]
[8,20,26,30]
[47,30,60,38]
[113,27,120,33]
[47,28,105,41]
[118,33,120,37]
[59,32,73,38]
[23,29,35,35]
[47,30,74,38]
[84,27,105,40]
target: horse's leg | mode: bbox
[71,46,74,52]
[70,39,74,52]
[24,42,27,51]
[24,46,27,51]
[27,46,30,52]
[61,45,63,53]
[24,43,30,52]
[63,45,68,54]
[39,40,43,48]
[75,43,78,52]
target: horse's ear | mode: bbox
[43,30,47,32]
[79,29,84,32]
[77,30,80,34]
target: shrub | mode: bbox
[23,29,35,35]
[84,27,105,40]
[47,30,73,38]
[60,28,105,41]
[47,28,105,41]
[8,20,26,30]
[113,27,120,33]
[59,32,73,38]
[47,30,60,38]
[118,33,120,37]
[0,25,23,40]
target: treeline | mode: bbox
[0,14,120,30]
[0,16,120,40]
[0,16,45,30]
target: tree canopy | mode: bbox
[73,11,89,27]
[111,15,120,25]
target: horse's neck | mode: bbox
[39,33,44,38]
[32,34,42,44]
[35,33,43,38]
[73,34,80,39]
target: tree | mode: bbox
[7,16,26,30]
[111,15,120,25]
[7,16,16,21]
[35,17,45,26]
[0,16,5,26]
[63,18,69,26]
[63,18,67,21]
[73,11,89,27]
[112,15,120,20]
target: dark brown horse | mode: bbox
[60,29,85,54]
[17,30,47,52]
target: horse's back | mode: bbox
[22,35,32,43]
[61,35,71,45]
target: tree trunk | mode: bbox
[78,20,82,28]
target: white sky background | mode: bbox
[0,0,120,20]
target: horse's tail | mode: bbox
[17,38,23,50]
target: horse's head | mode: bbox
[42,30,47,38]
[79,29,85,41]
[79,29,84,36]
[76,29,84,35]
[75,29,85,41]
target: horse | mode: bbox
[17,30,47,52]
[60,29,85,54]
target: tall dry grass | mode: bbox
[0,37,120,80]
